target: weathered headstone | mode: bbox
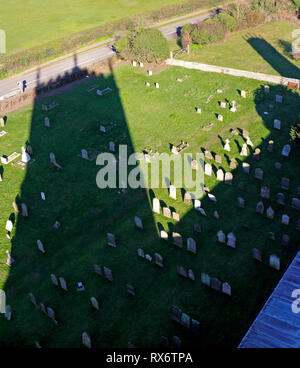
[134,216,143,229]
[126,284,135,296]
[256,201,264,214]
[240,144,248,156]
[93,264,102,276]
[210,278,221,291]
[215,154,222,164]
[282,234,290,248]
[217,230,226,243]
[154,253,163,268]
[169,185,176,200]
[204,150,213,160]
[269,254,280,270]
[90,297,100,310]
[237,197,245,208]
[29,293,37,307]
[267,140,274,153]
[152,198,160,214]
[137,248,145,258]
[172,232,183,248]
[224,139,230,152]
[242,162,250,174]
[163,207,171,218]
[277,192,285,205]
[50,274,58,286]
[59,277,68,291]
[205,163,212,176]
[266,206,274,219]
[229,158,237,169]
[187,238,197,254]
[252,248,262,262]
[291,198,300,211]
[254,168,263,180]
[227,232,236,248]
[216,169,224,181]
[224,172,233,185]
[107,233,116,247]
[37,239,45,254]
[222,282,231,296]
[172,212,180,221]
[253,148,261,161]
[184,192,192,205]
[177,266,187,278]
[194,224,201,233]
[281,144,291,157]
[273,119,281,130]
[281,177,290,190]
[81,149,88,159]
[281,214,290,225]
[103,267,113,282]
[201,273,210,286]
[261,186,270,199]
[160,230,168,240]
[82,332,92,348]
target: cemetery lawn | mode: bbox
[1,0,219,53]
[0,63,300,348]
[177,21,300,79]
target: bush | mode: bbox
[215,13,237,31]
[180,32,192,49]
[118,28,169,63]
[290,122,300,150]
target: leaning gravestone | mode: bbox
[134,216,143,229]
[37,240,45,254]
[188,269,195,281]
[252,248,262,262]
[93,264,102,276]
[177,266,187,278]
[194,224,201,233]
[171,306,182,323]
[50,274,58,286]
[269,254,280,270]
[103,267,113,282]
[90,297,100,310]
[187,238,197,254]
[82,332,92,348]
[40,303,46,314]
[59,277,68,291]
[154,253,163,268]
[29,293,37,307]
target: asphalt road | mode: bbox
[0,10,215,100]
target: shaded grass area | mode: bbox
[178,21,300,78]
[0,64,300,348]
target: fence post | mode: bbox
[170,51,173,60]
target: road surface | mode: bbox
[0,10,216,100]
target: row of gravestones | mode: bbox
[170,306,200,333]
[29,293,58,326]
[252,249,281,270]
[217,231,236,249]
[137,248,164,267]
[200,273,232,296]
[160,230,197,254]
[177,266,195,281]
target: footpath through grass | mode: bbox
[0,64,299,347]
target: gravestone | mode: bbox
[187,238,197,254]
[214,210,220,219]
[137,248,144,258]
[252,248,262,262]
[218,115,223,122]
[273,119,281,130]
[0,117,5,127]
[222,282,231,296]
[40,303,46,314]
[184,192,192,205]
[29,293,37,307]
[224,139,230,152]
[47,307,57,322]
[196,107,202,114]
[277,192,285,205]
[227,232,236,248]
[266,206,274,219]
[205,163,212,176]
[81,149,88,159]
[12,201,19,213]
[109,142,115,152]
[160,230,168,240]
[208,193,216,203]
[241,90,246,98]
[242,162,250,174]
[132,60,137,67]
[82,332,92,348]
[215,154,222,164]
[90,297,99,310]
[152,198,160,214]
[269,255,280,270]
[93,264,102,276]
[281,144,291,157]
[134,216,143,229]
[217,230,226,243]
[253,148,261,161]
[169,185,176,200]
[177,266,187,278]
[59,277,68,291]
[194,199,201,211]
[261,186,270,199]
[145,254,152,262]
[191,159,198,170]
[269,232,276,241]
[246,137,253,147]
[204,150,213,160]
[126,284,135,296]
[172,232,183,248]
[237,197,245,208]
[154,253,163,267]
[145,81,150,87]
[242,130,249,139]
[282,214,290,225]
[267,140,274,152]
[103,267,113,282]
[275,94,283,103]
[220,101,226,108]
[163,207,171,218]
[172,212,180,221]
[201,273,210,286]
[254,168,263,180]
[281,178,290,190]
[229,158,237,169]
[147,70,152,76]
[291,198,300,211]
[171,306,182,323]
[256,201,264,214]
[274,162,282,171]
[240,144,248,156]
[224,172,233,185]
[139,61,144,68]
[180,313,191,329]
[216,169,224,181]
[107,233,116,247]
[44,117,50,127]
[5,306,12,321]
[37,240,45,254]
[264,85,270,93]
[155,82,159,88]
[188,269,195,281]
[50,274,58,286]
[171,336,181,349]
[210,278,221,291]
[5,220,13,233]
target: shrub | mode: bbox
[181,23,194,36]
[215,13,237,31]
[290,122,300,150]
[180,32,192,49]
[118,28,169,63]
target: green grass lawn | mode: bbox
[0,0,218,53]
[0,62,300,348]
[177,21,300,79]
